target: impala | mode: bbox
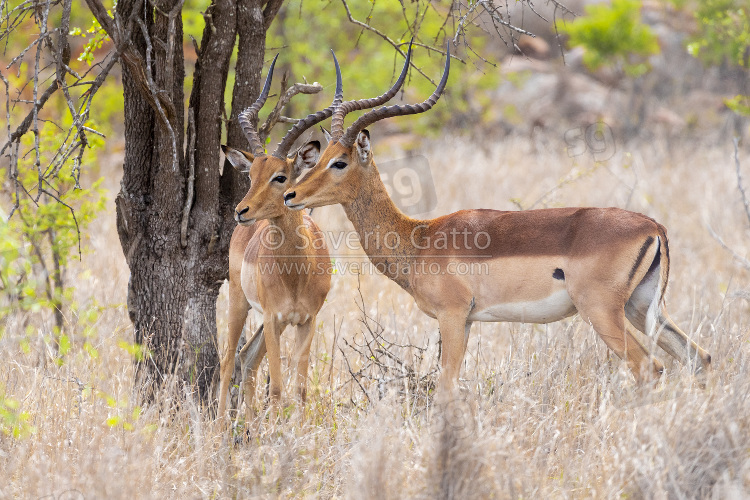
[218,55,339,421]
[283,46,712,395]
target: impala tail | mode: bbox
[632,230,711,373]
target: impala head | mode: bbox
[224,142,321,224]
[284,42,450,211]
[226,52,344,225]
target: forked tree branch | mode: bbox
[340,0,453,86]
[258,81,323,143]
[340,0,574,90]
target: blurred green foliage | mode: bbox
[0,388,35,438]
[67,0,497,142]
[685,0,749,116]
[561,0,660,77]
[1,2,123,370]
[0,121,107,364]
[687,0,749,68]
[265,1,498,140]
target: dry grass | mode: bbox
[1,132,749,499]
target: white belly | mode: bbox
[469,290,577,323]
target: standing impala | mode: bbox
[218,55,339,421]
[283,46,712,395]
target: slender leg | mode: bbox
[463,321,473,352]
[436,310,471,397]
[654,310,711,372]
[219,280,250,420]
[625,264,711,373]
[580,303,663,383]
[263,313,284,421]
[238,324,266,423]
[293,315,316,403]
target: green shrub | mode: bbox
[561,0,660,77]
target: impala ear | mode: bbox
[320,126,332,144]
[355,129,371,165]
[292,141,321,178]
[222,145,254,173]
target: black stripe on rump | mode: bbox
[628,236,655,285]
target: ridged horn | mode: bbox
[272,50,344,158]
[238,54,279,156]
[329,39,413,142]
[339,43,450,148]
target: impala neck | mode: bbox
[341,163,424,291]
[267,209,311,260]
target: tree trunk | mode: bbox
[114,0,282,403]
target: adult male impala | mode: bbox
[218,55,337,421]
[283,45,712,395]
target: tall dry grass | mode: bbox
[1,132,748,499]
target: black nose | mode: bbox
[236,206,249,217]
[284,191,296,202]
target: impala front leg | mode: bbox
[263,313,284,422]
[293,315,316,403]
[435,310,473,397]
[218,280,250,421]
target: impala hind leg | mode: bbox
[293,316,316,403]
[238,324,266,423]
[578,302,664,383]
[624,272,711,372]
[219,280,250,420]
[651,310,711,372]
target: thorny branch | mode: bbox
[336,278,439,405]
[0,0,110,233]
[706,138,750,270]
[341,0,573,89]
[340,0,447,86]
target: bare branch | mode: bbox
[335,276,438,404]
[340,0,442,86]
[82,0,116,42]
[258,82,323,142]
[181,109,196,248]
[263,0,284,29]
[136,16,178,172]
[276,116,301,124]
[706,223,750,270]
[0,80,59,157]
[733,137,750,227]
[164,0,187,94]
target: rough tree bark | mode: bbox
[85,0,283,402]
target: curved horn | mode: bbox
[272,50,344,158]
[238,54,279,156]
[330,39,413,142]
[339,43,450,148]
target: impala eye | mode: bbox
[330,161,347,170]
[272,175,287,183]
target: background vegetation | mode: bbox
[1,0,749,497]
